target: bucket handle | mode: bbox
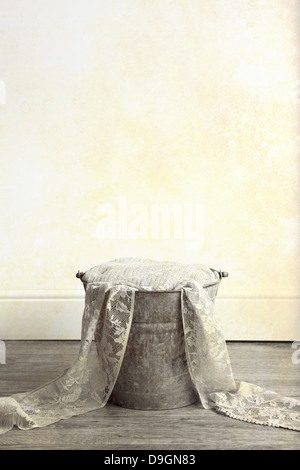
[203,269,228,289]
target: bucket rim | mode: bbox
[76,267,228,290]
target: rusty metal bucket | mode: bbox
[108,290,197,409]
[77,268,227,410]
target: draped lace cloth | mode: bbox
[0,258,299,434]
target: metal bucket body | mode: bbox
[108,291,198,410]
[79,266,226,410]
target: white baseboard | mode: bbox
[0,295,299,340]
[216,298,300,341]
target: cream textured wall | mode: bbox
[0,0,299,339]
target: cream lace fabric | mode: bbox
[0,258,299,434]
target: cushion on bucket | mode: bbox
[80,257,219,291]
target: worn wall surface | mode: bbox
[0,0,299,339]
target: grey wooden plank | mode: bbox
[0,341,299,450]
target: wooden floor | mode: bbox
[0,341,299,450]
